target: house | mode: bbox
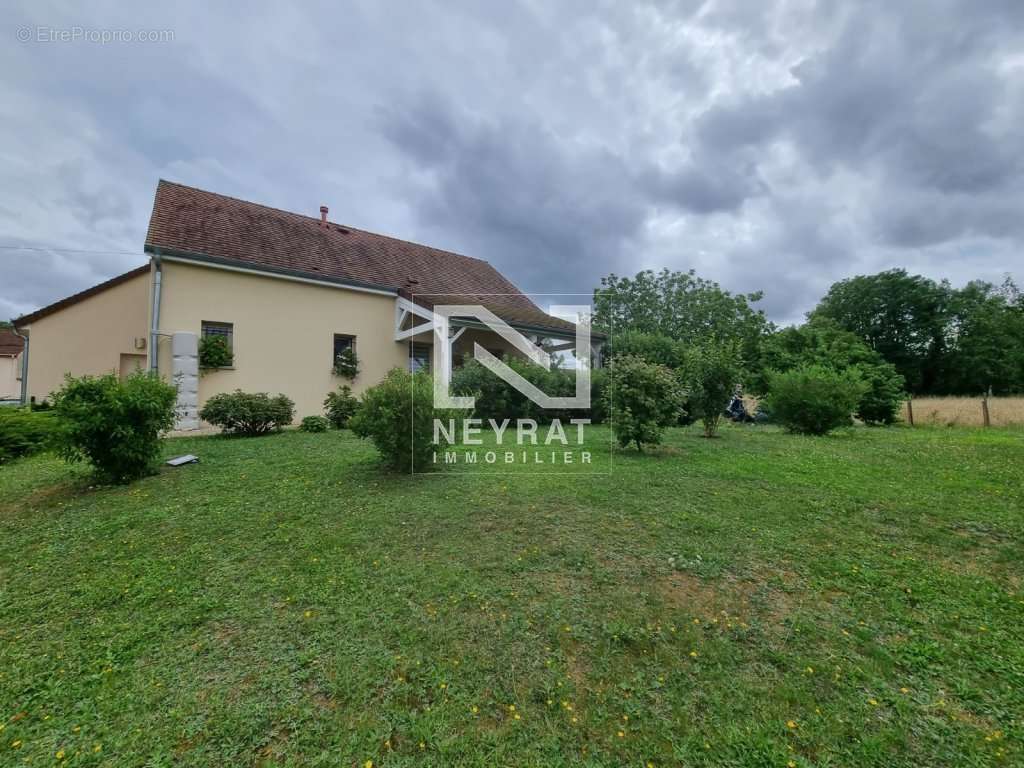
[14,180,598,427]
[0,327,26,402]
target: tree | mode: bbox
[810,269,951,393]
[594,269,771,367]
[683,342,743,437]
[754,319,905,425]
[605,355,683,452]
[605,329,687,368]
[940,278,1024,394]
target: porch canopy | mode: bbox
[393,292,604,382]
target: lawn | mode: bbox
[1,424,1022,766]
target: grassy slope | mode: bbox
[0,425,1022,767]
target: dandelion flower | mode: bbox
[869,699,878,706]
[689,650,698,658]
[787,720,797,729]
[56,749,65,759]
[617,730,625,738]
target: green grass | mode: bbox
[1,424,1022,766]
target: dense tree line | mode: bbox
[594,267,1024,396]
[811,270,1024,394]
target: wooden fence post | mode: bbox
[982,387,991,428]
[906,396,914,427]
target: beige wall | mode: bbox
[155,260,417,421]
[16,256,556,419]
[20,273,150,403]
[1,354,21,400]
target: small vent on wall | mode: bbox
[134,337,147,350]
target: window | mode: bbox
[200,321,234,368]
[409,342,431,373]
[201,321,233,350]
[333,334,355,362]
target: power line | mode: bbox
[0,244,141,256]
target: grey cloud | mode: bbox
[2,0,1022,326]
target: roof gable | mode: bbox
[145,180,575,335]
[14,265,149,327]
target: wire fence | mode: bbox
[903,396,1024,428]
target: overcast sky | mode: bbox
[3,0,1022,325]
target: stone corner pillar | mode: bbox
[171,332,199,430]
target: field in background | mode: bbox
[905,396,1024,427]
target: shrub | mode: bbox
[300,415,329,433]
[198,335,233,369]
[350,368,459,472]
[450,357,580,424]
[323,385,360,428]
[605,355,683,451]
[683,343,743,437]
[854,363,905,425]
[764,365,868,435]
[333,347,359,379]
[199,390,295,436]
[51,371,177,482]
[0,408,57,465]
[588,368,609,424]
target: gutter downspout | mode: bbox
[13,327,29,406]
[149,256,162,372]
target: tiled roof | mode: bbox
[145,180,580,336]
[14,265,149,327]
[0,327,25,356]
